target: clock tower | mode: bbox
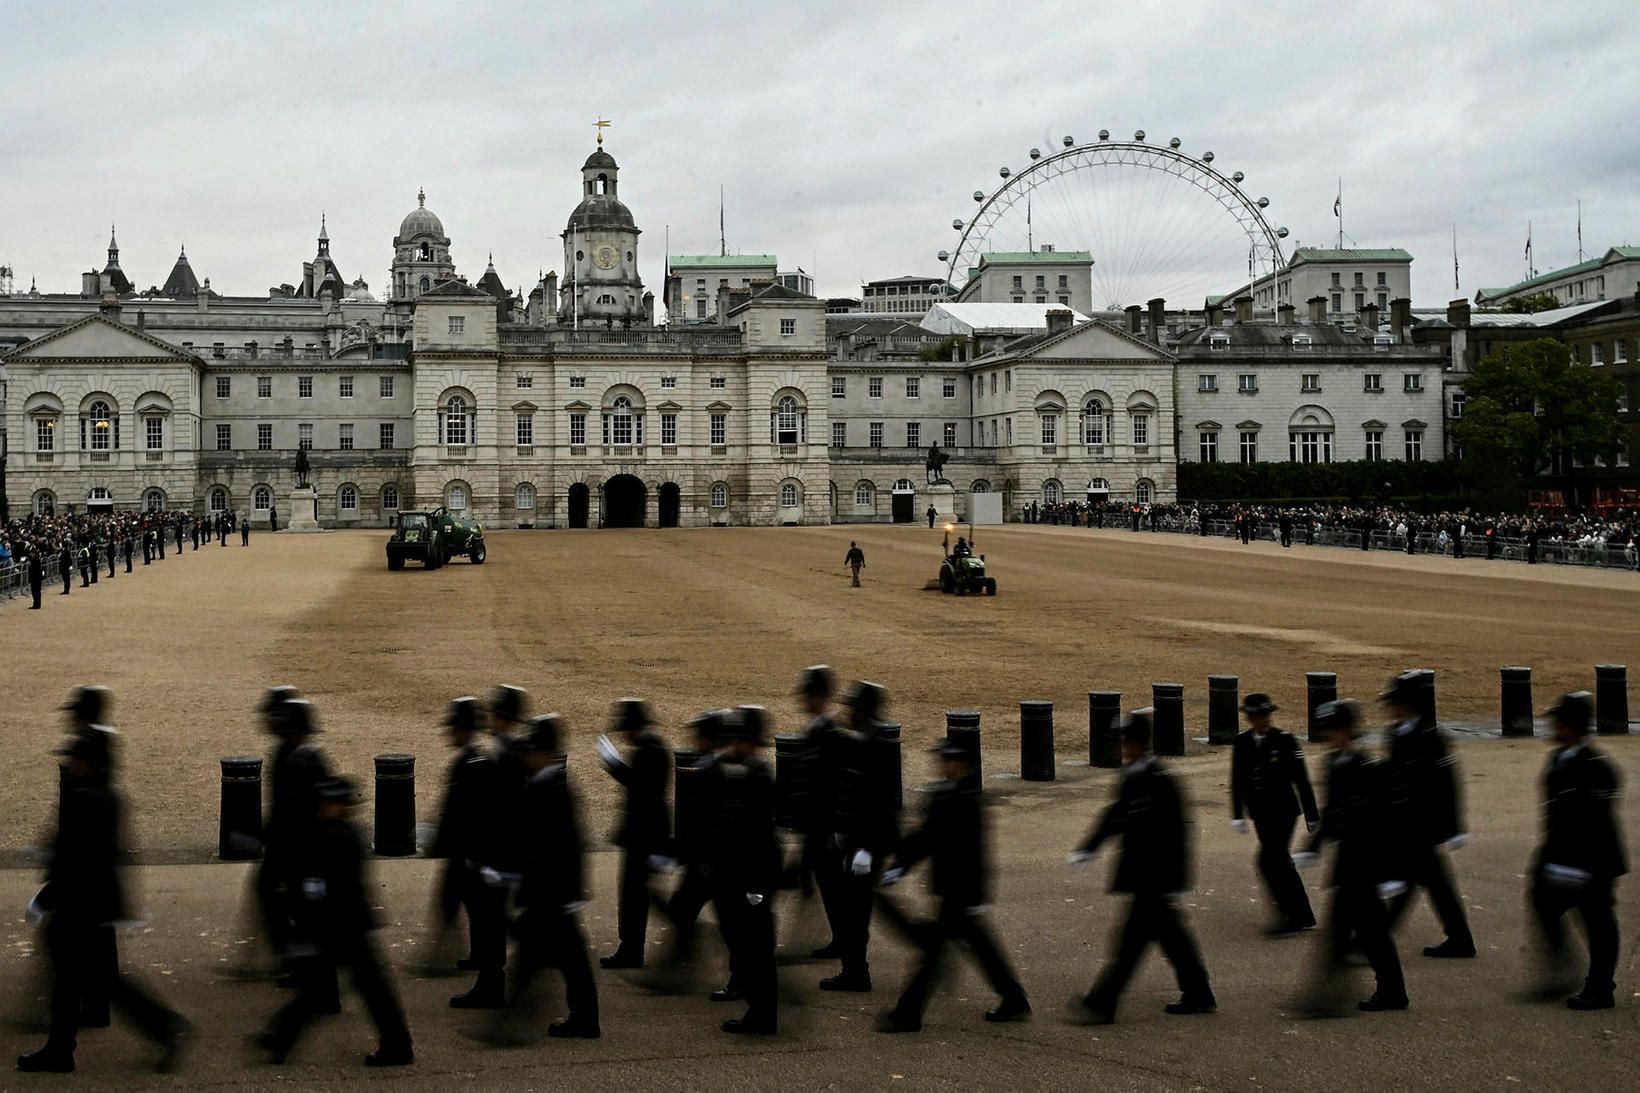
[560,141,648,325]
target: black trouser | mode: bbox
[1386,842,1473,948]
[1281,528,1292,547]
[265,936,410,1056]
[887,897,1025,1023]
[41,915,177,1058]
[805,834,847,948]
[714,883,776,1025]
[1532,873,1618,998]
[31,580,42,608]
[436,862,494,967]
[1305,880,1405,1009]
[833,854,877,977]
[125,549,132,573]
[256,847,295,956]
[157,537,164,559]
[79,563,90,587]
[61,564,71,593]
[1085,891,1211,1015]
[1253,812,1315,927]
[510,906,599,1026]
[615,848,654,958]
[107,551,116,577]
[143,541,151,564]
[242,526,250,546]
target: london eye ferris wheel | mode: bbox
[941,132,1289,312]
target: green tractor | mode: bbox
[937,522,996,596]
[386,507,487,570]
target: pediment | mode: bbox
[3,314,199,362]
[1028,319,1176,363]
[564,399,593,411]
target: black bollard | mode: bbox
[773,733,810,830]
[1595,664,1630,736]
[218,755,263,861]
[1020,700,1055,782]
[372,753,416,857]
[946,710,982,776]
[1305,672,1338,743]
[1207,675,1239,745]
[1411,668,1438,729]
[1500,666,1534,737]
[1089,691,1122,768]
[877,720,903,809]
[1152,683,1185,757]
[672,747,703,849]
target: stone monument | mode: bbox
[924,443,958,521]
[286,448,323,533]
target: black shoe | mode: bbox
[874,1011,922,1033]
[810,943,841,960]
[819,973,872,993]
[17,1050,74,1073]
[600,951,644,970]
[548,1018,602,1039]
[155,1016,194,1075]
[276,973,301,990]
[1164,992,1217,1015]
[1066,998,1116,1026]
[1358,994,1410,1012]
[364,1045,414,1067]
[451,987,506,1009]
[709,986,745,1003]
[1423,940,1476,959]
[1566,993,1615,1011]
[985,996,1032,1023]
[250,1032,288,1065]
[1265,921,1314,937]
[721,1015,777,1035]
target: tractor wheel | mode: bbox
[470,541,487,565]
[984,579,997,595]
[387,554,404,571]
[940,569,955,594]
[425,544,441,570]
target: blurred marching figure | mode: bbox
[1293,700,1408,1017]
[1068,711,1214,1025]
[793,667,843,958]
[18,703,190,1074]
[708,707,783,1034]
[1229,692,1319,935]
[481,716,601,1043]
[643,710,727,996]
[255,777,414,1067]
[875,737,1030,1033]
[1380,672,1476,959]
[419,697,488,977]
[595,698,672,970]
[1527,692,1627,1011]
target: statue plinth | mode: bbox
[285,485,323,533]
[926,480,958,521]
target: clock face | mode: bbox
[593,244,618,270]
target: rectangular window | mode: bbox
[1131,414,1149,446]
[1209,336,1228,351]
[570,375,587,389]
[339,423,354,450]
[1301,373,1320,392]
[569,413,586,446]
[1615,340,1629,364]
[906,377,920,399]
[1058,274,1069,288]
[1452,392,1467,418]
[869,421,883,448]
[661,413,677,445]
[258,375,272,398]
[516,373,533,389]
[1199,431,1218,463]
[990,373,997,395]
[1377,291,1388,311]
[1354,272,1364,287]
[1592,342,1604,366]
[869,376,883,398]
[906,421,920,448]
[943,421,957,447]
[1405,430,1424,461]
[1331,293,1342,312]
[1377,271,1387,286]
[831,421,846,447]
[709,376,725,390]
[1198,374,1218,392]
[379,375,394,398]
[1006,418,1013,444]
[298,423,313,450]
[831,376,846,398]
[258,423,273,451]
[379,423,394,449]
[213,375,229,399]
[37,418,55,452]
[1005,370,1011,392]
[661,375,676,389]
[1238,373,1257,393]
[1011,275,1022,290]
[1365,430,1383,461]
[448,316,465,335]
[515,414,533,446]
[695,299,707,319]
[942,377,956,398]
[1364,373,1383,392]
[709,413,727,446]
[298,375,313,398]
[1239,431,1258,463]
[1354,292,1365,311]
[1403,373,1423,392]
[1331,273,1341,287]
[779,318,796,336]
[145,417,162,451]
[339,375,354,398]
[1040,415,1056,446]
[1289,431,1332,463]
[1058,294,1070,305]
[214,424,231,451]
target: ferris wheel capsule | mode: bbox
[1257,196,1269,208]
[1062,135,1074,146]
[937,250,949,262]
[1134,130,1146,141]
[973,190,985,202]
[1201,150,1214,162]
[1168,137,1181,149]
[953,219,965,230]
[1276,227,1290,238]
[1231,171,1245,183]
[1097,129,1109,141]
[999,166,1011,178]
[1029,148,1041,160]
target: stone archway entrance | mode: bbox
[568,483,589,528]
[603,474,646,528]
[658,482,680,528]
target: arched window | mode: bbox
[145,489,166,512]
[339,484,358,512]
[419,275,430,294]
[970,479,991,493]
[780,482,799,507]
[88,399,113,451]
[596,293,617,305]
[855,482,874,508]
[607,395,634,445]
[1089,477,1110,491]
[1136,479,1154,504]
[516,483,536,509]
[447,483,468,511]
[253,486,272,511]
[418,243,431,261]
[87,486,113,505]
[1043,479,1062,504]
[775,396,799,444]
[894,478,915,492]
[1083,398,1111,445]
[209,487,228,513]
[34,490,57,516]
[710,482,728,508]
[444,395,469,445]
[382,484,400,510]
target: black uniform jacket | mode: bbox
[1231,729,1319,823]
[1385,720,1462,846]
[1305,748,1392,889]
[296,816,375,947]
[896,772,989,909]
[1077,759,1192,895]
[610,730,671,852]
[515,764,587,910]
[41,779,127,926]
[705,754,781,896]
[829,727,901,859]
[268,740,330,853]
[1538,743,1627,880]
[430,743,487,863]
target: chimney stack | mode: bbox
[1307,295,1327,324]
[716,280,733,324]
[98,292,121,321]
[1045,308,1074,335]
[1390,297,1411,340]
[136,309,146,331]
[1361,302,1380,331]
[1206,301,1223,326]
[1446,298,1470,328]
[1147,297,1165,344]
[82,271,100,297]
[1124,304,1142,334]
[1234,295,1254,323]
[1277,302,1296,325]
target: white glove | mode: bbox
[964,905,991,917]
[745,892,765,907]
[562,900,588,916]
[415,823,436,851]
[1231,819,1249,835]
[1292,852,1319,870]
[478,866,505,887]
[595,734,621,769]
[1066,850,1093,866]
[1543,863,1592,890]
[880,867,904,888]
[24,893,47,926]
[1377,880,1408,900]
[301,878,327,900]
[647,854,679,873]
[850,850,873,876]
[1306,820,1320,835]
[1442,833,1468,852]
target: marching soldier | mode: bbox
[844,541,865,587]
[875,739,1030,1032]
[595,698,672,970]
[256,777,414,1067]
[795,666,844,959]
[708,707,782,1034]
[1294,699,1408,1016]
[1528,692,1626,1010]
[646,709,727,992]
[1380,672,1476,958]
[1230,693,1319,934]
[427,697,488,977]
[18,722,189,1074]
[258,693,335,996]
[1069,711,1215,1024]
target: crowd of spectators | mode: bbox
[1,507,247,604]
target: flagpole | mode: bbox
[1577,199,1584,262]
[1335,178,1342,250]
[1451,223,1459,295]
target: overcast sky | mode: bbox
[5,1,1637,310]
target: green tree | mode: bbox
[1452,338,1624,480]
[1499,292,1560,314]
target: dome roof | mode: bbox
[566,195,636,233]
[398,188,446,240]
[583,148,618,171]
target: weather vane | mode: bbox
[595,117,611,145]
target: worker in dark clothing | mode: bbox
[59,539,73,594]
[875,739,1030,1032]
[487,715,600,1041]
[596,698,672,969]
[1528,692,1627,1011]
[1279,513,1293,547]
[708,707,782,1035]
[142,527,153,565]
[28,547,44,608]
[1230,693,1319,934]
[844,541,865,587]
[1294,699,1409,1016]
[191,520,200,551]
[795,666,844,959]
[1380,672,1475,958]
[926,505,937,529]
[106,538,116,578]
[1069,711,1215,1024]
[426,697,488,977]
[18,726,189,1074]
[77,542,92,587]
[241,516,251,546]
[123,531,133,573]
[257,776,413,1067]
